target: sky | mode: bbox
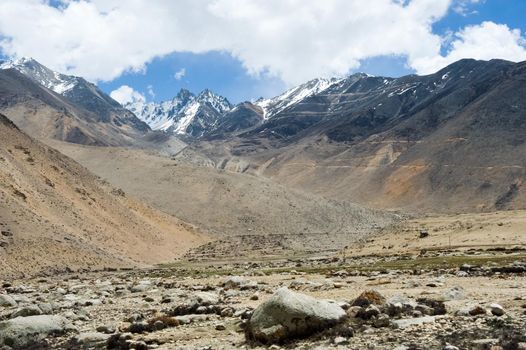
[0,0,525,104]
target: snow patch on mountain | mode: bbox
[256,77,342,119]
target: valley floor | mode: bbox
[1,210,525,349]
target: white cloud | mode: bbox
[412,21,526,74]
[147,84,155,98]
[174,68,186,80]
[110,85,145,105]
[0,0,523,86]
[453,0,482,16]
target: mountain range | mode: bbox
[2,55,526,277]
[2,56,526,214]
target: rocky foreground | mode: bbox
[0,253,525,350]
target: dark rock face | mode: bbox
[204,102,264,139]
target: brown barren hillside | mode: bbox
[0,113,206,278]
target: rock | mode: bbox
[153,320,165,330]
[130,280,152,293]
[11,305,42,318]
[96,324,116,334]
[333,336,349,345]
[220,307,234,317]
[415,304,435,316]
[223,276,257,290]
[352,290,386,307]
[469,305,486,316]
[215,323,226,331]
[385,296,416,316]
[356,305,381,320]
[333,282,344,289]
[392,316,436,329]
[443,286,465,301]
[250,292,259,301]
[444,346,459,350]
[174,314,209,325]
[0,294,17,307]
[69,332,110,349]
[127,321,150,334]
[373,314,390,328]
[489,303,505,316]
[246,287,346,344]
[193,291,220,306]
[416,297,446,315]
[0,315,76,348]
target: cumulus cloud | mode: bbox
[110,85,145,105]
[174,68,186,80]
[412,21,526,74]
[0,0,524,85]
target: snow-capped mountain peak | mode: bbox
[126,88,232,137]
[0,56,79,95]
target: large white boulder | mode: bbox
[247,287,346,343]
[0,315,76,349]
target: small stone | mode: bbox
[11,305,42,318]
[220,307,234,317]
[96,325,116,334]
[69,332,110,349]
[333,336,348,345]
[153,320,165,330]
[127,321,150,334]
[0,294,17,307]
[373,314,390,328]
[357,305,380,320]
[215,323,226,331]
[250,293,259,301]
[469,305,486,316]
[490,303,504,316]
[130,280,152,293]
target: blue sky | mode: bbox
[1,0,525,104]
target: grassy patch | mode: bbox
[150,253,526,278]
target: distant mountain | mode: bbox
[127,78,346,139]
[0,57,149,134]
[127,88,232,137]
[194,59,526,213]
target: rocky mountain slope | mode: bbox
[0,112,205,278]
[52,141,398,256]
[192,59,526,213]
[0,57,149,133]
[0,59,150,146]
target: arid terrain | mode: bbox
[1,56,526,349]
